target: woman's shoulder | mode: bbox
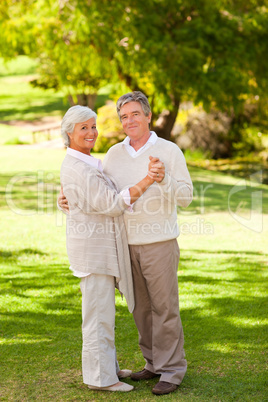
[61,155,99,182]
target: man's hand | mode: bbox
[58,186,69,213]
[148,156,165,183]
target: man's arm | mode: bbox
[157,146,193,208]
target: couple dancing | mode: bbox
[58,91,193,395]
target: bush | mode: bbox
[176,104,264,159]
[4,137,30,145]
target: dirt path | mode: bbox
[1,117,65,148]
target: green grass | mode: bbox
[0,56,38,77]
[0,56,66,146]
[0,146,267,401]
[0,75,66,123]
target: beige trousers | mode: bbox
[80,274,119,387]
[129,239,187,385]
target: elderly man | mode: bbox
[103,91,193,395]
[59,91,193,395]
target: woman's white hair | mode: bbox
[61,105,97,147]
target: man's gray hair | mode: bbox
[61,105,97,147]
[116,91,151,120]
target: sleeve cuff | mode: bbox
[157,173,170,192]
[120,188,134,212]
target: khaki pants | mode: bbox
[80,274,119,387]
[129,239,187,385]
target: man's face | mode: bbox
[119,101,151,142]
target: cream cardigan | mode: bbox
[60,154,134,312]
[103,137,193,245]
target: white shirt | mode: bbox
[122,131,158,157]
[66,148,131,278]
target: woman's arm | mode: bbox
[59,156,164,215]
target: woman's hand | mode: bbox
[148,156,165,183]
[58,186,69,212]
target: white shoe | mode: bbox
[88,381,134,392]
[117,369,132,379]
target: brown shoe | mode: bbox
[130,369,159,381]
[152,381,178,395]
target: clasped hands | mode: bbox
[148,156,165,183]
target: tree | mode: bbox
[1,0,267,140]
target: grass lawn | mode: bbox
[0,146,267,401]
[0,56,66,146]
[0,56,66,123]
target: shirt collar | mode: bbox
[67,147,103,171]
[122,131,158,147]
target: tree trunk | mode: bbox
[153,99,180,141]
[68,94,97,109]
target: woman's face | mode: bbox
[68,118,98,154]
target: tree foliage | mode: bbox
[0,0,267,140]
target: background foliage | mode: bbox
[0,0,267,144]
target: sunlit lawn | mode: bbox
[0,146,267,401]
[0,56,66,122]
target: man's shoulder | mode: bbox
[104,142,125,162]
[155,137,183,153]
[107,142,125,154]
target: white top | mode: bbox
[122,131,158,157]
[66,148,131,278]
[67,147,103,170]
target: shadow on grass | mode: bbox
[0,246,267,400]
[188,160,268,185]
[182,249,267,256]
[0,172,60,211]
[178,294,267,400]
[180,249,266,290]
[185,178,268,214]
[0,98,66,121]
[0,93,109,122]
[0,248,47,261]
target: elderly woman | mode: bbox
[60,105,158,393]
